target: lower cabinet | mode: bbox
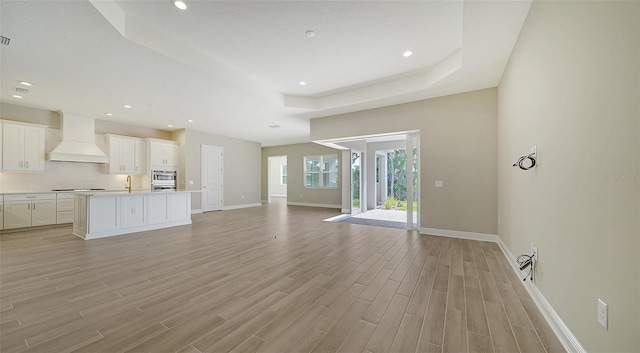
[75,192,192,239]
[120,195,146,228]
[0,195,3,230]
[56,193,74,224]
[3,194,56,229]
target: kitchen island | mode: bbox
[73,189,194,240]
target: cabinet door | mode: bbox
[150,142,164,167]
[108,137,123,173]
[134,139,146,175]
[90,196,119,233]
[0,201,4,230]
[31,199,57,226]
[147,194,168,225]
[163,144,179,168]
[1,123,4,171]
[3,124,25,171]
[120,138,135,173]
[120,195,146,228]
[23,126,45,171]
[4,201,31,229]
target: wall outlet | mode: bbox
[189,180,194,185]
[530,145,537,155]
[530,243,538,261]
[597,299,608,329]
[241,195,245,199]
[299,194,302,198]
[435,180,443,188]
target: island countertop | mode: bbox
[73,189,201,196]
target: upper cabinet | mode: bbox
[106,134,146,175]
[1,120,46,172]
[148,139,179,170]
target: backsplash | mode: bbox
[0,162,146,193]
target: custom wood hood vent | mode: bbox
[46,112,108,163]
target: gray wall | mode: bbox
[498,1,639,350]
[311,88,498,234]
[262,143,342,207]
[183,129,261,210]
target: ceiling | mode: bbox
[0,0,531,146]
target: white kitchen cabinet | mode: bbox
[3,193,56,229]
[120,195,146,228]
[74,191,192,240]
[106,135,146,175]
[1,121,46,172]
[89,196,119,233]
[106,135,135,174]
[134,139,146,175]
[0,123,3,171]
[148,139,179,169]
[56,193,74,224]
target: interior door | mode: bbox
[201,145,223,212]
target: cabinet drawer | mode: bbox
[57,199,74,212]
[57,211,74,224]
[5,193,56,202]
[57,193,74,199]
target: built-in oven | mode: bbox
[151,170,177,191]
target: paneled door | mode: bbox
[201,145,223,212]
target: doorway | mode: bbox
[351,151,362,215]
[267,155,287,203]
[201,145,223,212]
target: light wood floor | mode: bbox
[0,200,565,353]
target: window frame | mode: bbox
[303,154,338,189]
[280,165,287,185]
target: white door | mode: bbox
[201,145,223,212]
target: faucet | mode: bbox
[126,175,132,193]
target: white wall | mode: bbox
[269,155,287,197]
[498,1,639,351]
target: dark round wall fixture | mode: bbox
[513,153,537,170]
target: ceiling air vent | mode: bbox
[13,87,29,94]
[1,36,10,46]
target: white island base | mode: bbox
[73,190,193,240]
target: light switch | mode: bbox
[435,181,443,188]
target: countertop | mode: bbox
[73,189,201,196]
[1,189,202,196]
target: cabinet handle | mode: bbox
[28,203,30,210]
[25,161,29,169]
[20,161,24,168]
[33,202,36,210]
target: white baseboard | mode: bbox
[191,209,203,214]
[222,203,262,211]
[286,202,342,209]
[341,208,350,214]
[262,200,269,204]
[496,238,585,353]
[419,227,498,242]
[270,194,287,198]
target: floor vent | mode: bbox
[1,36,10,46]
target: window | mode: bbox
[304,154,338,188]
[281,165,287,185]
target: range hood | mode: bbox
[46,112,108,163]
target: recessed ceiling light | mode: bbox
[402,50,413,57]
[299,81,306,86]
[18,81,32,86]
[167,124,173,128]
[105,113,113,116]
[12,94,23,99]
[305,30,316,38]
[123,104,132,109]
[269,124,281,128]
[187,119,194,123]
[174,0,187,10]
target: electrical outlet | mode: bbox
[597,299,608,329]
[530,145,537,155]
[435,181,443,188]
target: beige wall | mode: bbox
[311,88,498,234]
[183,129,261,210]
[262,143,342,207]
[498,1,639,351]
[0,103,170,193]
